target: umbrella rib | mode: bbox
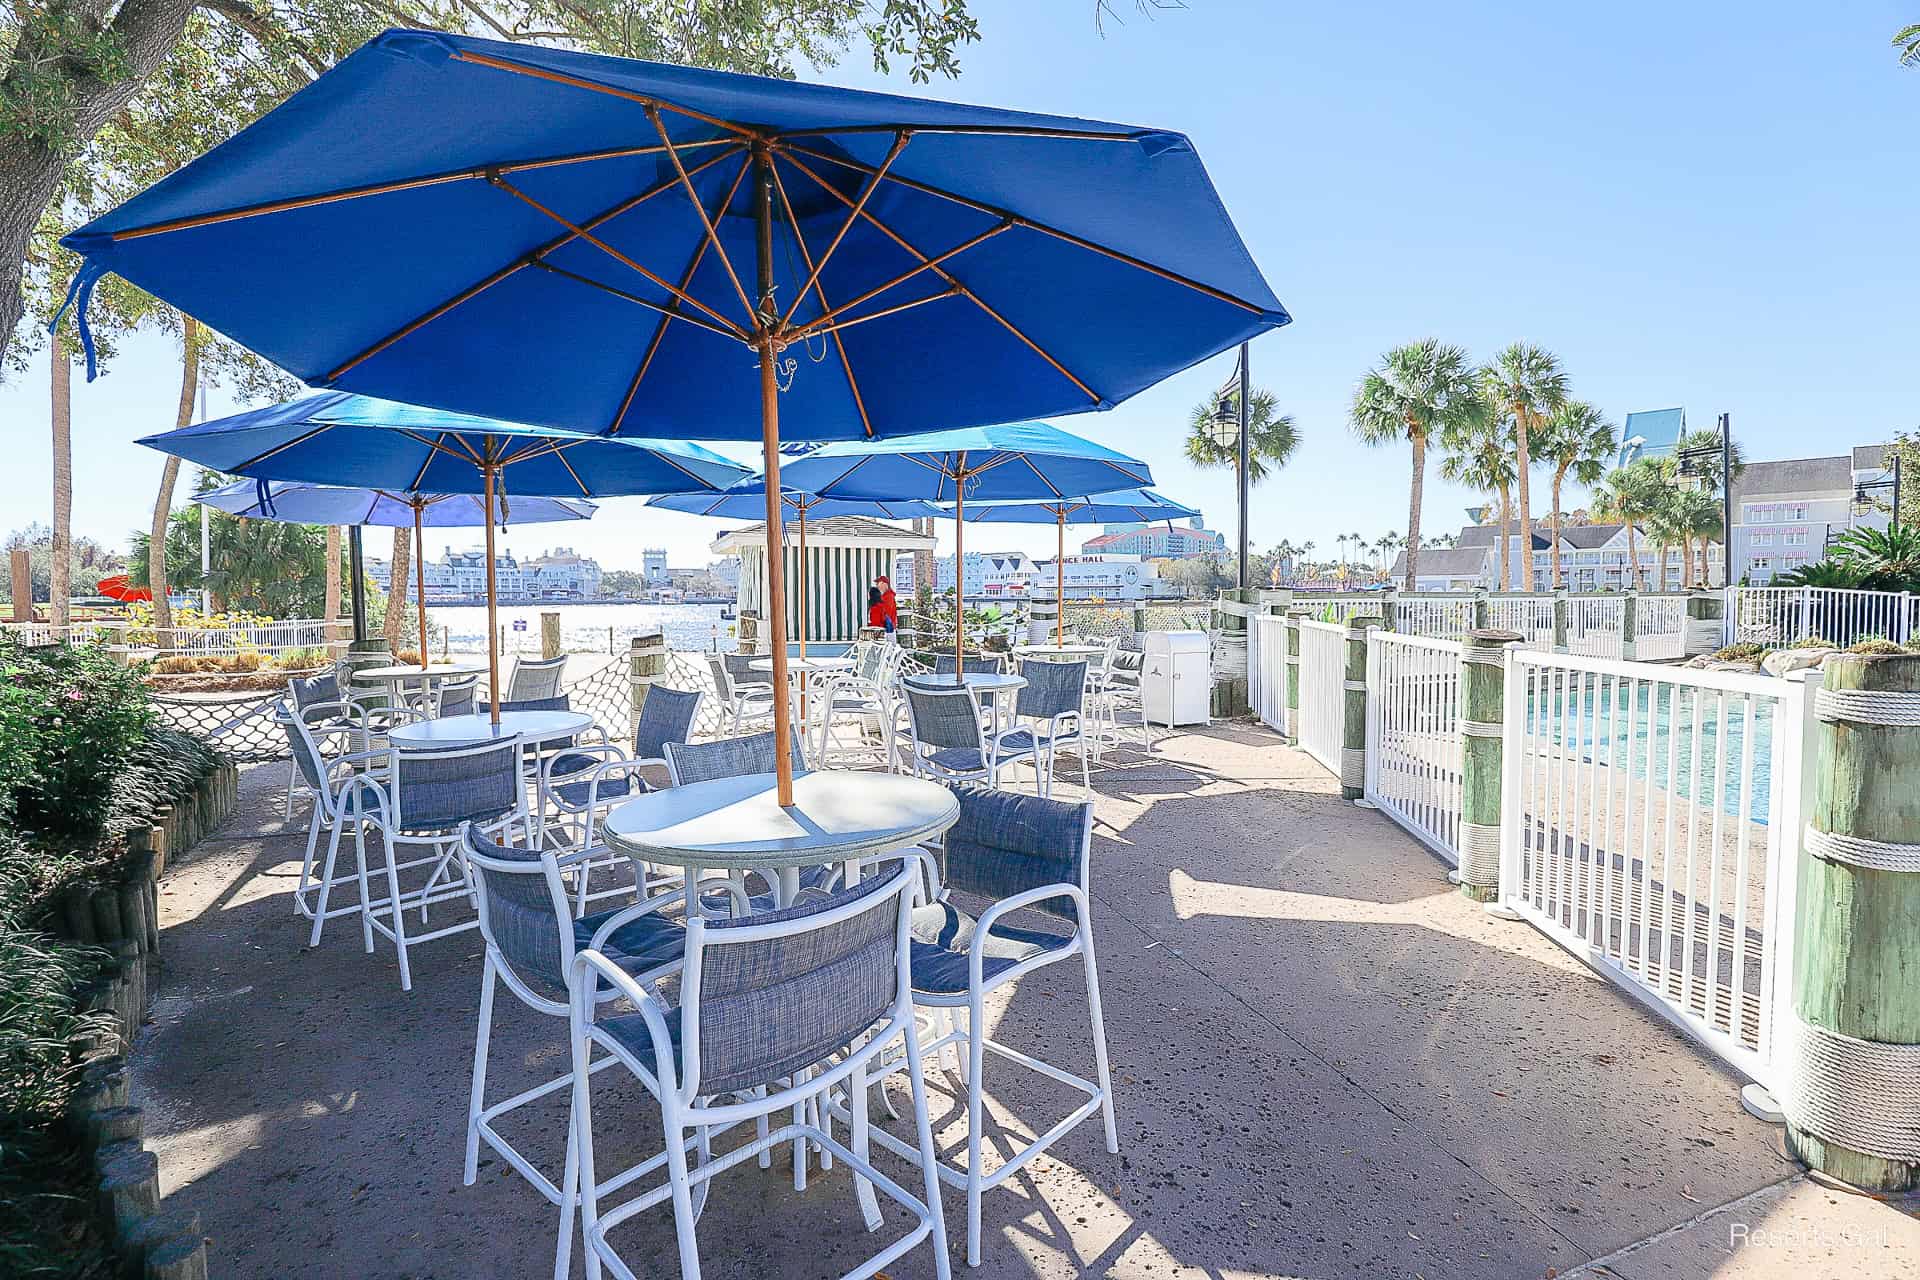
[646,107,756,328]
[777,151,1101,405]
[1016,454,1067,499]
[225,424,333,474]
[489,175,749,339]
[783,220,1011,342]
[106,139,735,243]
[779,130,910,327]
[324,145,746,383]
[450,50,763,140]
[795,287,961,339]
[609,151,753,434]
[781,140,1271,316]
[528,260,744,343]
[550,447,593,498]
[766,161,873,438]
[772,122,1143,143]
[407,436,443,492]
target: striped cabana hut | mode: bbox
[713,516,936,645]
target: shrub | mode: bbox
[1788,636,1832,649]
[150,655,201,675]
[1713,642,1767,662]
[1847,637,1906,656]
[2,640,155,853]
[275,647,328,670]
[217,652,265,673]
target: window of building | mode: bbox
[1751,532,1773,547]
[1750,556,1772,573]
[1783,530,1808,547]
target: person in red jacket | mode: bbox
[875,575,899,635]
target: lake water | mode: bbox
[432,602,733,657]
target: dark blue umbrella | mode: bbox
[64,28,1285,800]
[196,478,597,672]
[649,481,942,654]
[782,423,1153,668]
[955,489,1199,647]
[143,391,748,715]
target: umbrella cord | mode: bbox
[777,218,829,368]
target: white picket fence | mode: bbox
[1485,596,1556,646]
[1729,586,1917,647]
[1252,613,1288,731]
[1363,632,1462,863]
[1496,649,1813,1099]
[1391,595,1475,639]
[1635,595,1687,660]
[1296,620,1347,775]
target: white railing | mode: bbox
[1296,620,1346,775]
[1497,649,1812,1098]
[1292,595,1380,625]
[153,618,338,657]
[1364,632,1462,863]
[1486,596,1557,647]
[1251,613,1288,732]
[1567,596,1626,657]
[1730,586,1916,648]
[0,620,122,647]
[1635,595,1686,660]
[1393,596,1474,640]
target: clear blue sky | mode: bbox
[4,1,1915,573]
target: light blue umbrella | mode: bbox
[954,489,1199,647]
[782,423,1153,669]
[142,392,750,717]
[649,481,944,654]
[196,478,597,671]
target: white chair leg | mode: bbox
[851,1053,882,1232]
[965,993,988,1268]
[382,830,414,991]
[903,1018,954,1280]
[464,957,497,1184]
[1081,930,1120,1154]
[662,1120,705,1280]
[308,813,347,950]
[554,1106,579,1280]
[353,816,376,955]
[569,1028,604,1280]
[295,803,325,919]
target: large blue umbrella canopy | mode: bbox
[954,488,1199,646]
[195,478,599,526]
[144,392,749,715]
[781,423,1153,666]
[65,27,1284,797]
[140,392,748,498]
[197,478,598,672]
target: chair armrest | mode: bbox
[572,949,682,1093]
[541,741,625,783]
[583,885,685,953]
[970,883,1086,984]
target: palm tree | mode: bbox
[1480,344,1569,591]
[1592,460,1666,589]
[50,327,73,629]
[1440,412,1519,589]
[1897,22,1920,67]
[1349,339,1481,591]
[1184,388,1300,482]
[383,525,412,652]
[324,527,343,645]
[1376,531,1402,575]
[1300,540,1316,577]
[1533,401,1615,588]
[1673,486,1724,589]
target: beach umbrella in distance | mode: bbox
[96,574,153,604]
[140,392,748,720]
[61,28,1286,802]
[196,478,597,670]
[956,489,1200,646]
[782,423,1152,673]
[649,481,943,655]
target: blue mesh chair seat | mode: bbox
[903,683,1036,791]
[871,784,1119,1268]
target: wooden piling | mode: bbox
[1552,587,1570,653]
[1341,615,1382,800]
[628,630,667,726]
[1459,629,1521,901]
[540,610,562,660]
[1786,652,1920,1190]
[1471,589,1490,630]
[1686,590,1724,656]
[1283,607,1309,745]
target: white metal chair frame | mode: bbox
[338,737,532,990]
[282,673,414,821]
[901,682,1039,792]
[566,868,951,1280]
[863,802,1119,1268]
[814,642,903,767]
[276,704,397,948]
[706,654,776,734]
[1013,658,1092,800]
[462,829,688,1280]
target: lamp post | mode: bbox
[1852,452,1902,530]
[1210,341,1252,591]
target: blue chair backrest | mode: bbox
[289,672,339,713]
[941,784,1090,922]
[633,687,703,760]
[393,740,522,830]
[1016,658,1086,720]
[465,831,572,995]
[665,728,806,786]
[904,684,984,754]
[934,653,1002,676]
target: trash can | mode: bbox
[1143,630,1210,727]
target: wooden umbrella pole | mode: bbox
[754,146,796,807]
[482,463,501,725]
[1057,510,1066,647]
[413,501,428,670]
[953,481,965,678]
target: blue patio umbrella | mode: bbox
[196,478,597,671]
[143,391,748,717]
[956,489,1199,647]
[782,423,1153,670]
[649,481,943,655]
[63,27,1286,801]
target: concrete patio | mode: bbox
[132,722,1920,1278]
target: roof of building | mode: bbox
[710,515,937,555]
[1729,455,1858,502]
[1557,523,1622,550]
[1455,524,1551,550]
[1389,546,1490,577]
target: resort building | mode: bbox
[1727,446,1891,584]
[1391,522,1719,591]
[712,516,934,643]
[1080,516,1225,560]
[1032,555,1163,600]
[641,548,669,586]
[521,547,603,599]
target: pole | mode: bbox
[953,477,966,677]
[413,502,428,670]
[1236,340,1251,591]
[482,463,501,724]
[753,145,796,807]
[795,504,809,721]
[1720,412,1734,589]
[199,502,210,615]
[1057,509,1066,647]
[347,526,367,642]
[1893,454,1903,531]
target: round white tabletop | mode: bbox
[602,769,958,873]
[355,662,486,684]
[388,709,592,747]
[904,671,1027,695]
[749,655,856,674]
[1014,644,1106,661]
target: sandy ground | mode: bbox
[131,723,1920,1278]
